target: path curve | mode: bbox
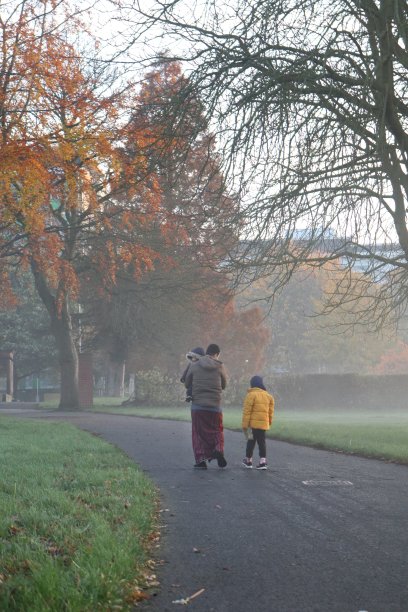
[3,409,408,612]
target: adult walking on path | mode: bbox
[184,343,227,469]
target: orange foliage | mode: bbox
[216,304,270,379]
[373,341,408,374]
[190,281,270,379]
[0,6,178,309]
[0,7,242,409]
[0,268,18,309]
[128,60,239,266]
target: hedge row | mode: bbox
[265,373,408,410]
[129,370,408,410]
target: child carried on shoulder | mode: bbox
[180,347,205,402]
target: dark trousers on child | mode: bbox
[246,428,266,459]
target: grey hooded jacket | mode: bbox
[184,355,227,408]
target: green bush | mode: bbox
[131,369,183,406]
[128,370,248,407]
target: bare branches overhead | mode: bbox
[124,0,408,325]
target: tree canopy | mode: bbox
[239,263,397,374]
[81,61,268,383]
[0,274,57,382]
[0,5,248,407]
[129,0,408,327]
[0,2,194,407]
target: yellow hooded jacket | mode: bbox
[242,387,275,430]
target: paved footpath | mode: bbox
[3,409,408,612]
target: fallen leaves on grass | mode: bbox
[8,524,25,536]
[147,530,160,544]
[125,588,150,604]
[124,561,160,605]
[40,538,65,557]
[142,572,160,588]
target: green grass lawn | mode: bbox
[38,397,126,411]
[269,410,408,463]
[85,402,408,464]
[0,417,158,611]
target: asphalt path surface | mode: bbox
[2,409,408,612]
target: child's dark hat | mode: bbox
[186,347,205,360]
[191,347,205,356]
[250,375,266,390]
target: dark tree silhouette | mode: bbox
[125,0,408,327]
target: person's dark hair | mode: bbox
[206,343,220,356]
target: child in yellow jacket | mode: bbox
[242,375,274,470]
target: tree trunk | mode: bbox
[128,373,135,397]
[52,306,80,410]
[30,261,80,410]
[119,361,125,397]
[107,360,126,397]
[107,362,115,396]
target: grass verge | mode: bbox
[86,404,408,464]
[0,417,159,611]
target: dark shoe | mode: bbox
[185,396,193,402]
[256,462,267,470]
[194,461,207,469]
[211,450,227,468]
[242,458,253,469]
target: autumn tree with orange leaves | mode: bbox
[0,2,179,409]
[80,61,266,387]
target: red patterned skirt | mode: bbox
[191,409,224,463]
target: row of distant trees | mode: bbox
[3,254,408,402]
[240,263,408,375]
